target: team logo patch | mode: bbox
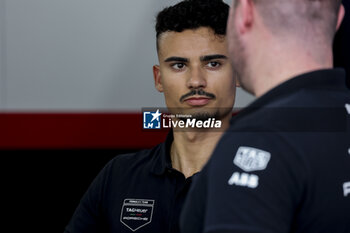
[233,146,271,172]
[346,103,350,115]
[120,199,155,231]
[143,109,161,129]
[344,182,350,197]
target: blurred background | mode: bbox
[0,0,349,232]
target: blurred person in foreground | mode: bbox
[64,0,238,233]
[180,0,350,233]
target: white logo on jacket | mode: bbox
[233,146,271,172]
[228,147,271,189]
[344,182,350,197]
[228,172,259,188]
[345,103,350,114]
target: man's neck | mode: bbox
[248,38,333,97]
[170,115,230,178]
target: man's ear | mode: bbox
[336,4,345,31]
[236,78,241,87]
[236,0,255,35]
[232,69,241,87]
[153,65,164,92]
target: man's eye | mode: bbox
[171,63,186,70]
[207,61,220,68]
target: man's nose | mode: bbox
[186,66,207,89]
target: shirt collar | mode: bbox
[150,130,173,175]
[232,68,347,123]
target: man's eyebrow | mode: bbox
[164,57,189,63]
[200,54,227,62]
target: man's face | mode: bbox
[154,27,236,120]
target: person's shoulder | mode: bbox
[280,88,350,107]
[231,88,348,133]
[107,143,163,172]
[80,143,166,199]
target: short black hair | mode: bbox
[155,0,229,49]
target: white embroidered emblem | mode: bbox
[234,146,271,172]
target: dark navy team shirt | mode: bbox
[180,69,350,233]
[65,133,194,233]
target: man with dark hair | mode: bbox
[64,1,237,233]
[180,0,350,233]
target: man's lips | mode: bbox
[184,97,211,106]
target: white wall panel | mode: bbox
[0,0,6,109]
[4,0,254,112]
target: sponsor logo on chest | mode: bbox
[120,199,155,231]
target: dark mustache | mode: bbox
[179,89,216,102]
